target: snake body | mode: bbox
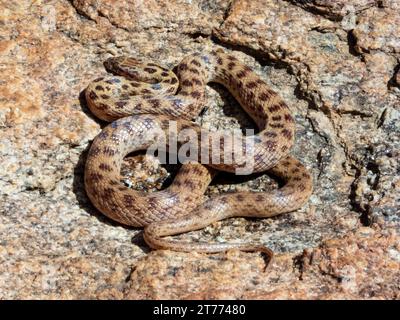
[84,49,313,256]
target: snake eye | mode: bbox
[103,57,118,72]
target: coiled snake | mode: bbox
[84,48,313,260]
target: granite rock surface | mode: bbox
[0,0,398,299]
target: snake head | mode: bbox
[104,56,142,80]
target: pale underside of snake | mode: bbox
[84,48,313,260]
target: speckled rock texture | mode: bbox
[0,0,398,299]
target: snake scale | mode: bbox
[84,48,313,258]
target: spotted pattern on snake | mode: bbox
[84,49,313,258]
